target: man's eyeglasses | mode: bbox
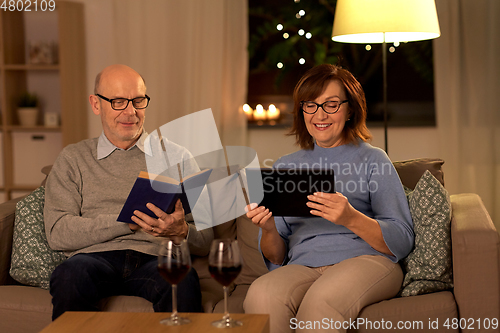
[96,94,150,111]
[300,100,348,115]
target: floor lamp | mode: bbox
[331,0,440,154]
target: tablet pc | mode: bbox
[245,168,335,217]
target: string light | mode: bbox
[389,46,396,53]
[275,1,312,74]
[365,45,372,51]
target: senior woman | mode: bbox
[244,64,414,333]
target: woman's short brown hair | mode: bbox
[288,64,372,150]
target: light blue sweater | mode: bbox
[262,140,414,269]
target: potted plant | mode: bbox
[17,92,39,127]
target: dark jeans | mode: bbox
[49,250,202,320]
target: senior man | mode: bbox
[44,64,213,320]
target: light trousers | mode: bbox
[243,255,402,333]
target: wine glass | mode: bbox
[208,239,243,328]
[157,238,192,325]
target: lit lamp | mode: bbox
[331,0,440,154]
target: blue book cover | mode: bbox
[117,169,212,224]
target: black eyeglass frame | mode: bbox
[300,100,348,115]
[96,93,150,111]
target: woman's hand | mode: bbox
[245,203,276,232]
[306,192,356,227]
[131,199,189,238]
[245,203,285,264]
[307,192,394,256]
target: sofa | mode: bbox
[0,158,499,333]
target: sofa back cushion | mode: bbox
[192,219,237,280]
[0,198,21,285]
[400,170,453,296]
[9,186,67,289]
[393,158,444,190]
[235,215,268,285]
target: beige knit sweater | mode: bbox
[44,137,213,258]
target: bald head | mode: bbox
[94,64,146,95]
[89,64,148,149]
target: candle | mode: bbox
[267,104,280,120]
[243,104,253,120]
[253,104,266,120]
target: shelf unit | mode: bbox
[0,1,88,200]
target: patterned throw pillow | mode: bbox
[9,186,66,289]
[400,170,453,296]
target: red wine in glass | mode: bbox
[157,239,191,326]
[208,264,242,287]
[208,239,243,328]
[158,262,190,285]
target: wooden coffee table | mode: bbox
[40,311,270,333]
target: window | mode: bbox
[248,0,436,127]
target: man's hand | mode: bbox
[130,199,189,238]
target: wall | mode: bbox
[79,0,115,139]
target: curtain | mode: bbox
[434,0,500,229]
[83,0,248,147]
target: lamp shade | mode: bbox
[331,0,440,43]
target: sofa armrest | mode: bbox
[450,193,500,322]
[0,197,24,285]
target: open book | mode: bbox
[117,168,212,224]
